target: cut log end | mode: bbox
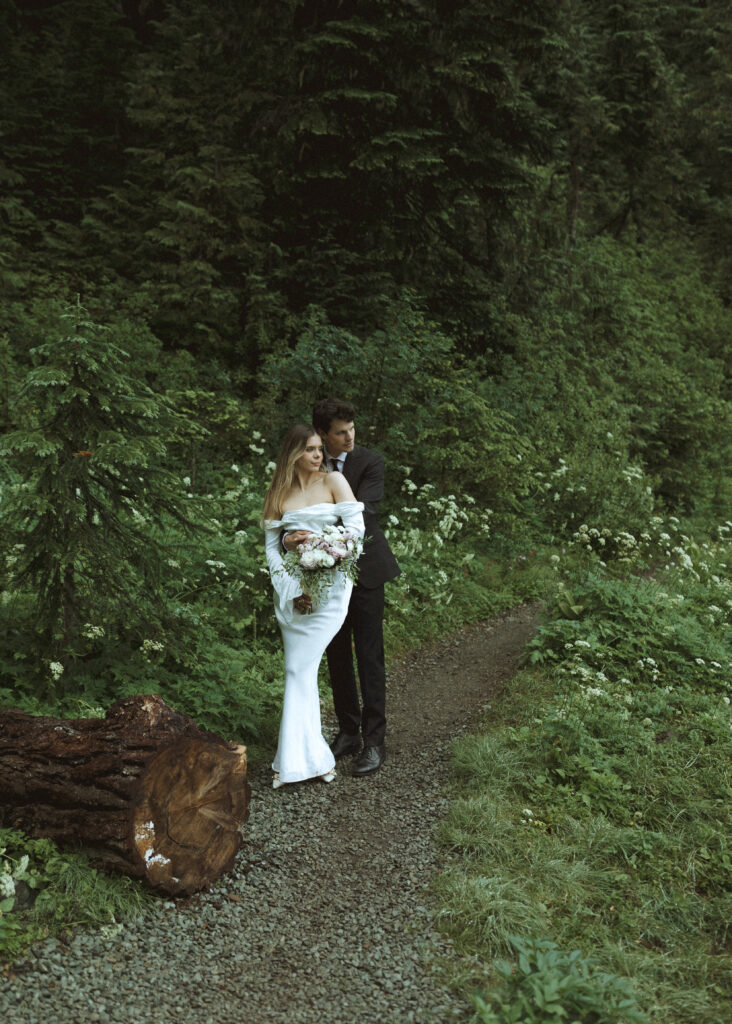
[1,696,252,896]
[131,738,251,895]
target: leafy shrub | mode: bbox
[527,449,654,544]
[487,237,731,518]
[472,935,648,1024]
[256,296,532,512]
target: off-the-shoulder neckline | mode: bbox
[264,500,363,528]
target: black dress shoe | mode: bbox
[329,731,361,760]
[352,743,385,777]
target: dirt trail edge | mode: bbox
[1,602,539,1024]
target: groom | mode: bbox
[310,397,400,776]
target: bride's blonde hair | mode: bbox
[261,423,323,522]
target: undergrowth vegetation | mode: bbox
[437,515,731,1023]
[0,830,153,962]
[0,277,729,984]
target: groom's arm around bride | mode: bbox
[312,398,400,776]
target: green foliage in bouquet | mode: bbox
[279,525,363,609]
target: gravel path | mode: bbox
[0,604,538,1024]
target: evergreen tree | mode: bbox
[592,0,688,238]
[670,0,732,298]
[0,1,135,291]
[239,0,557,349]
[270,0,440,322]
[83,0,280,364]
[0,301,189,671]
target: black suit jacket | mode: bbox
[342,444,400,590]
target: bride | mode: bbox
[262,423,365,789]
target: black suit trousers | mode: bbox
[326,582,386,746]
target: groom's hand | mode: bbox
[293,594,313,613]
[283,530,312,551]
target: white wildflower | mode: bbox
[584,686,604,698]
[81,623,105,640]
[674,547,695,571]
[141,639,164,654]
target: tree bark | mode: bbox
[0,695,251,896]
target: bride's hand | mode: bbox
[283,530,313,552]
[293,594,313,613]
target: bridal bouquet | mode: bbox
[282,524,363,609]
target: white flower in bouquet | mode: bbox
[300,548,336,569]
[279,524,363,610]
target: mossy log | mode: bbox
[0,695,251,895]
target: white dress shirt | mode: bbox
[326,451,346,473]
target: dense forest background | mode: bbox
[1,4,731,1011]
[0,0,729,729]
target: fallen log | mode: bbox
[0,695,251,895]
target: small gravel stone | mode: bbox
[0,606,538,1024]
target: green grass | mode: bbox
[1,830,156,962]
[434,529,731,1024]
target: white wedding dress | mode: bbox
[264,501,365,783]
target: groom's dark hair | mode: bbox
[312,397,355,433]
